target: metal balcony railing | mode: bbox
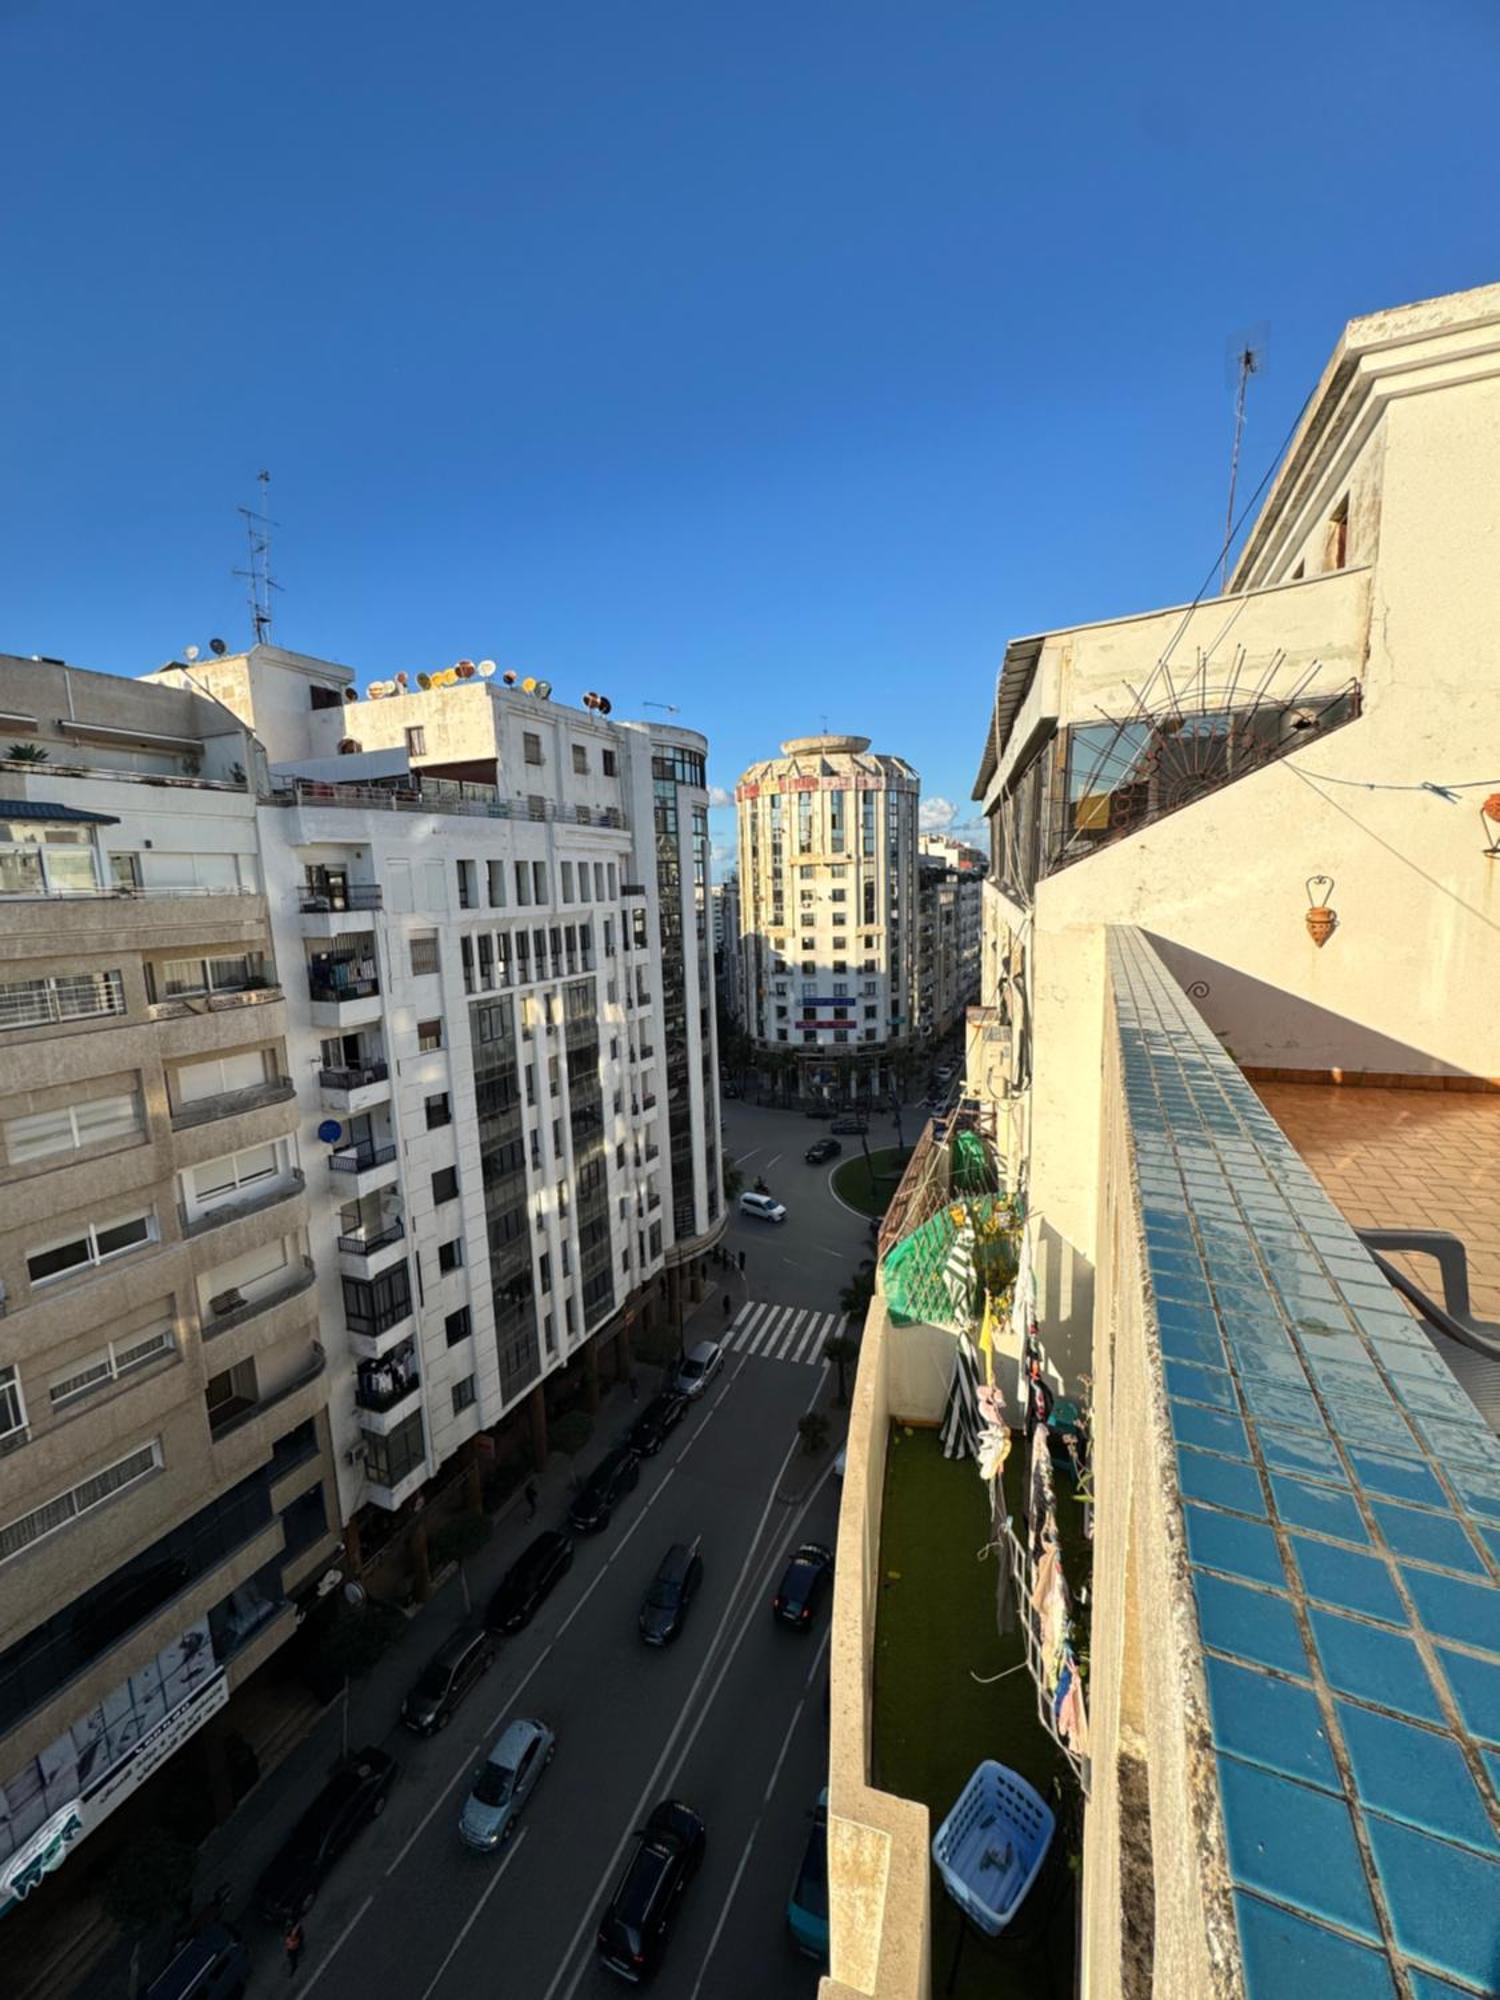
[318,1060,389,1091]
[209,1342,327,1439]
[203,1257,316,1338]
[181,1170,306,1237]
[329,1141,397,1174]
[307,975,380,1004]
[170,1078,295,1130]
[299,883,384,913]
[355,1364,420,1414]
[337,1219,405,1256]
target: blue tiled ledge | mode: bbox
[1108,929,1500,2000]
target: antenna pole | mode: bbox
[1220,347,1258,593]
[234,469,282,646]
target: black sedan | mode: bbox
[628,1391,688,1458]
[569,1445,642,1534]
[486,1530,574,1634]
[639,1540,704,1646]
[256,1746,396,1921]
[803,1103,835,1119]
[804,1137,842,1165]
[596,1799,707,1983]
[773,1543,834,1630]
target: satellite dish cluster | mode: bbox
[354,662,608,712]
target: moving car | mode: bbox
[786,1790,830,1963]
[144,1924,249,2000]
[738,1191,787,1223]
[830,1116,867,1136]
[256,1747,396,1921]
[638,1540,704,1646]
[401,1623,494,1735]
[569,1444,642,1534]
[459,1717,556,1851]
[673,1340,724,1400]
[804,1137,841,1165]
[773,1543,834,1630]
[486,1530,574,1633]
[803,1103,835,1119]
[596,1799,707,1983]
[628,1390,688,1458]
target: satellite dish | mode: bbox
[317,1119,344,1144]
[478,660,497,678]
[456,659,475,677]
[502,670,517,686]
[209,637,228,656]
[183,645,200,662]
[536,681,552,700]
[522,677,537,694]
[342,1580,367,1608]
[417,672,432,690]
[337,738,361,754]
[394,671,409,688]
[597,696,611,716]
[343,686,358,701]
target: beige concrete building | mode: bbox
[824,283,1500,2000]
[735,734,920,1101]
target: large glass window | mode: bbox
[0,821,99,897]
[27,1211,155,1287]
[5,1090,140,1165]
[363,1411,425,1489]
[0,969,125,1031]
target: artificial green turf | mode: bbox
[872,1425,1079,2000]
[830,1146,913,1218]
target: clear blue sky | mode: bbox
[4,1,1495,863]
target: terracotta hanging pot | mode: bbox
[1305,874,1337,947]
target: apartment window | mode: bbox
[801,960,815,976]
[477,934,493,988]
[459,936,474,993]
[362,1412,425,1491]
[424,1093,452,1133]
[524,731,544,766]
[418,1018,444,1052]
[456,860,477,909]
[864,1005,877,1019]
[410,931,440,977]
[5,1090,141,1166]
[0,1440,162,1565]
[437,1238,463,1274]
[597,863,609,900]
[0,818,99,897]
[561,861,574,902]
[487,859,507,908]
[572,744,588,775]
[406,726,426,756]
[864,1028,877,1041]
[776,1028,788,1042]
[0,969,126,1032]
[533,861,547,905]
[543,1312,556,1357]
[451,1375,477,1416]
[802,1030,817,1044]
[801,936,814,951]
[445,1306,472,1347]
[432,1166,459,1205]
[187,1141,286,1213]
[149,955,255,1001]
[602,749,617,777]
[833,982,848,997]
[1326,495,1349,571]
[833,937,846,951]
[862,979,878,995]
[833,960,847,974]
[775,1005,788,1020]
[27,1211,155,1287]
[514,860,531,906]
[863,881,876,925]
[0,1367,26,1446]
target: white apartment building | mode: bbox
[735,734,920,1100]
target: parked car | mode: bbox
[804,1137,841,1165]
[786,1790,830,1962]
[628,1390,688,1457]
[596,1799,707,1983]
[639,1540,704,1646]
[401,1623,494,1735]
[459,1716,556,1852]
[256,1747,396,1921]
[569,1444,642,1534]
[673,1340,724,1400]
[773,1543,834,1630]
[486,1530,574,1633]
[829,1116,867,1136]
[803,1103,835,1119]
[738,1191,787,1223]
[144,1924,249,2000]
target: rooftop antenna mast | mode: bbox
[235,469,282,645]
[642,701,680,717]
[1219,329,1267,593]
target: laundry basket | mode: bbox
[931,1760,1055,1938]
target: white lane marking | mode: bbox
[299,1891,373,1996]
[816,1244,845,1259]
[769,1309,808,1361]
[765,1152,782,1169]
[418,1827,529,2000]
[729,1302,772,1352]
[792,1311,833,1366]
[737,1146,763,1163]
[553,1468,676,1640]
[764,1626,831,1803]
[744,1304,784,1356]
[687,1817,764,2000]
[727,1301,758,1335]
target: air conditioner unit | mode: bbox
[344,1443,367,1467]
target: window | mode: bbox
[406,726,426,756]
[0,969,126,1031]
[362,1411,425,1491]
[862,979,878,995]
[5,1090,140,1165]
[49,1313,176,1410]
[410,931,440,977]
[186,1141,285,1212]
[425,1092,451,1130]
[863,880,876,925]
[0,819,99,897]
[602,749,617,777]
[571,744,588,775]
[27,1211,155,1286]
[524,731,544,766]
[1326,495,1349,572]
[833,981,848,997]
[514,860,531,906]
[445,1306,472,1347]
[533,861,547,904]
[149,955,256,1001]
[487,859,507,908]
[418,1018,444,1052]
[456,860,478,909]
[561,862,574,902]
[0,1440,162,1565]
[432,1166,459,1205]
[538,1251,551,1293]
[451,1375,476,1415]
[864,1004,877,1019]
[776,1028,788,1042]
[437,1238,463,1274]
[0,1368,25,1446]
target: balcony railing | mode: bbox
[318,1060,389,1091]
[641,1092,657,1109]
[203,1256,316,1338]
[268,777,625,828]
[344,1284,414,1339]
[171,1077,295,1130]
[209,1342,327,1439]
[338,1218,405,1256]
[307,975,380,1005]
[329,1141,397,1174]
[181,1169,306,1237]
[148,984,282,1022]
[355,1362,420,1414]
[298,884,383,912]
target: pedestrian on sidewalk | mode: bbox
[737,1249,746,1273]
[722,1293,732,1320]
[284,1920,305,1979]
[524,1477,539,1520]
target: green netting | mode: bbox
[883,1190,1016,1329]
[951,1128,993,1194]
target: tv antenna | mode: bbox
[642,701,680,717]
[234,469,282,645]
[1220,327,1267,592]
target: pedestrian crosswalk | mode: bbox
[721,1300,850,1369]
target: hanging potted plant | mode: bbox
[1304,874,1338,947]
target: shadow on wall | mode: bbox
[1144,933,1475,1077]
[1033,1216,1096,1390]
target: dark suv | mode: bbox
[596,1798,707,1982]
[638,1540,703,1646]
[400,1623,494,1734]
[256,1747,396,1921]
[486,1530,574,1634]
[628,1391,688,1458]
[569,1445,642,1534]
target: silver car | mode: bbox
[459,1717,556,1852]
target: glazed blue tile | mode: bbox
[1412,1416,1498,1470]
[1156,1297,1222,1342]
[1308,1355,1388,1403]
[1484,1748,1500,1795]
[1234,1342,1310,1386]
[1158,1320,1228,1366]
[1205,1656,1338,1789]
[1154,1271,1215,1311]
[1171,1401,1252,1460]
[1195,1572,1310,1676]
[1348,1449,1448,1510]
[1234,1894,1397,2000]
[1335,1702,1499,1854]
[1238,1375,1327,1432]
[1166,1360,1237,1411]
[1309,1612,1440,1724]
[1178,1447,1267,1517]
[1217,1755,1379,1940]
[1479,1522,1500,1566]
[1372,1500,1485,1577]
[1271,1474,1370,1545]
[1407,1973,1485,2000]
[1330,1400,1423,1456]
[1256,1425,1348,1484]
[1297,1327,1372,1363]
[1373,1339,1461,1386]
[1397,1373,1495,1423]
[1436,1646,1500,1745]
[1186,1505,1290,1588]
[1363,1814,1500,1992]
[1290,1538,1406,1625]
[1451,1463,1500,1521]
[1401,1565,1500,1655]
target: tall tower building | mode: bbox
[735,734,919,1101]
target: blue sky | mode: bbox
[4,1,1496,864]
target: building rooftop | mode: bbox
[0,799,118,825]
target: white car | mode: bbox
[674,1340,725,1400]
[459,1717,556,1851]
[739,1191,788,1223]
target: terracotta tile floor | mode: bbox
[1253,1082,1500,1326]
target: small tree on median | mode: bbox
[797,1411,830,1456]
[823,1332,861,1407]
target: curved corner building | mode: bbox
[735,734,919,1101]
